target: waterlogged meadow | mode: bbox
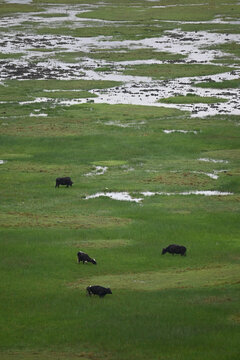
[0,0,240,360]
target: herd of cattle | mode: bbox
[77,244,187,298]
[56,177,187,298]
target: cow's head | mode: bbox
[107,288,112,294]
[162,248,167,255]
[91,258,97,265]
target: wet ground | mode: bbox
[85,190,233,203]
[0,2,240,117]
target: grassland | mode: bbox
[0,0,240,360]
[55,49,186,63]
[0,80,121,102]
[77,3,240,22]
[123,64,234,79]
[195,78,240,89]
[1,102,240,360]
[158,95,228,104]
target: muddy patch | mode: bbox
[229,313,240,324]
[192,170,228,180]
[201,296,232,304]
[0,212,130,229]
[0,350,110,360]
[70,239,132,249]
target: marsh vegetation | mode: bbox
[0,1,239,359]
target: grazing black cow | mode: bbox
[77,251,97,265]
[162,244,187,256]
[55,177,73,188]
[86,285,112,298]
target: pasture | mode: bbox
[0,0,239,359]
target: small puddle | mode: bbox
[163,129,198,134]
[85,192,143,203]
[141,190,233,197]
[105,121,145,128]
[192,170,228,180]
[30,112,48,117]
[85,189,233,203]
[5,0,32,3]
[198,158,229,164]
[84,166,108,176]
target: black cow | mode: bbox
[86,285,112,298]
[77,251,97,265]
[55,177,73,188]
[162,244,187,256]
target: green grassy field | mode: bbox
[1,101,240,360]
[0,0,240,359]
[158,95,228,104]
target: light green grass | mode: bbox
[0,80,121,102]
[37,24,173,40]
[71,264,240,291]
[195,78,240,89]
[89,49,186,62]
[0,53,23,59]
[123,64,233,79]
[65,48,171,64]
[78,4,240,22]
[158,95,228,104]
[180,23,240,34]
[206,42,240,58]
[0,3,41,16]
